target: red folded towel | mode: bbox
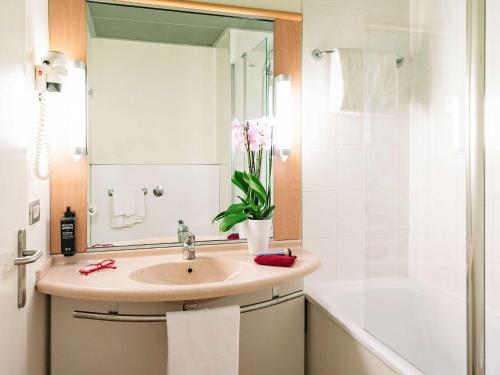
[254,255,297,267]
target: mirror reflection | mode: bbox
[86,2,274,248]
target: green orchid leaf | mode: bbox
[243,172,267,204]
[219,212,249,232]
[231,170,249,194]
[261,205,276,220]
[212,203,248,224]
[212,210,226,224]
[224,203,246,215]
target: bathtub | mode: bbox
[305,278,496,375]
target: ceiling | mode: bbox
[87,2,273,47]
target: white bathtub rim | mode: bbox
[306,291,424,375]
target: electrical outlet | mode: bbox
[29,200,40,225]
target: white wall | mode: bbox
[88,38,217,164]
[302,0,410,284]
[0,0,50,374]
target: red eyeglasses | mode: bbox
[79,259,117,276]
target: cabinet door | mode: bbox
[52,295,304,375]
[51,298,173,375]
[240,295,305,375]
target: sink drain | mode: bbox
[187,267,193,274]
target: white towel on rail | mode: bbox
[329,48,364,114]
[122,190,146,226]
[166,306,240,375]
[112,190,135,217]
[111,189,146,228]
[329,48,398,115]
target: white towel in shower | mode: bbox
[166,306,240,375]
[329,48,398,115]
[329,48,364,114]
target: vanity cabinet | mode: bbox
[51,281,305,375]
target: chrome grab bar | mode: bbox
[73,291,304,323]
[14,249,43,266]
[108,188,147,197]
[311,48,405,67]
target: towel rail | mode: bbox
[72,291,304,323]
[312,48,405,67]
[108,188,147,197]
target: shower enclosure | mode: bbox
[361,0,488,373]
[361,0,470,372]
[304,0,489,373]
[361,0,489,373]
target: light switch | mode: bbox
[29,200,40,225]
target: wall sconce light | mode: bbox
[66,60,87,161]
[274,74,292,162]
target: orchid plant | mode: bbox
[213,117,276,232]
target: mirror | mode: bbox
[86,1,274,248]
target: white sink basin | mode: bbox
[129,257,250,285]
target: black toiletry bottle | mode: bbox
[61,206,76,256]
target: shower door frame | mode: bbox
[466,0,485,373]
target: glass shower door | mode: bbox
[485,0,499,372]
[230,35,272,204]
[360,0,468,373]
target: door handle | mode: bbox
[14,249,43,266]
[15,229,43,308]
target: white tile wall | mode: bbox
[336,145,364,190]
[336,235,365,280]
[302,145,336,191]
[303,191,337,238]
[337,191,364,236]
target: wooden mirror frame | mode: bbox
[48,0,301,254]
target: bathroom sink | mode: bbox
[129,258,250,285]
[37,247,321,301]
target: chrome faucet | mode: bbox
[177,219,189,243]
[182,232,196,260]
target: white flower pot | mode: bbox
[238,222,247,240]
[242,219,272,255]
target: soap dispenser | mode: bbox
[61,206,76,256]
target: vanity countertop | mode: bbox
[36,244,320,302]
